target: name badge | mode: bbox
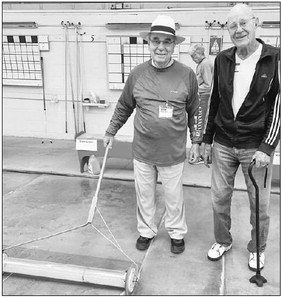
[159,104,173,118]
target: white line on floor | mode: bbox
[219,255,226,295]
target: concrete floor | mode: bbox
[2,136,280,295]
[3,173,145,295]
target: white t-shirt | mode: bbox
[232,44,262,118]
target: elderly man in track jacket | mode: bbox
[202,3,280,271]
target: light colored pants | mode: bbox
[211,141,273,252]
[133,159,187,240]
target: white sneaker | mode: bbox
[248,252,265,271]
[207,242,232,261]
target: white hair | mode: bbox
[188,44,205,56]
[227,3,255,22]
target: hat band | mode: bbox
[150,25,175,35]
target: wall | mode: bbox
[3,2,280,148]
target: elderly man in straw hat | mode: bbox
[104,15,202,254]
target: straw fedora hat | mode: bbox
[140,15,185,44]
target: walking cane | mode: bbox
[248,159,267,287]
[87,145,110,224]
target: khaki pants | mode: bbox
[133,159,187,240]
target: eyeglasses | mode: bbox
[228,17,255,31]
[149,38,175,47]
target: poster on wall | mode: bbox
[209,35,222,55]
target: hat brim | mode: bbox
[139,31,185,44]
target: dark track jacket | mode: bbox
[203,39,280,156]
[106,59,202,166]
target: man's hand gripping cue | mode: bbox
[103,134,114,149]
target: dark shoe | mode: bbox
[189,155,204,165]
[171,238,185,254]
[136,236,154,251]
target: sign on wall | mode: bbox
[2,35,43,86]
[209,35,222,55]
